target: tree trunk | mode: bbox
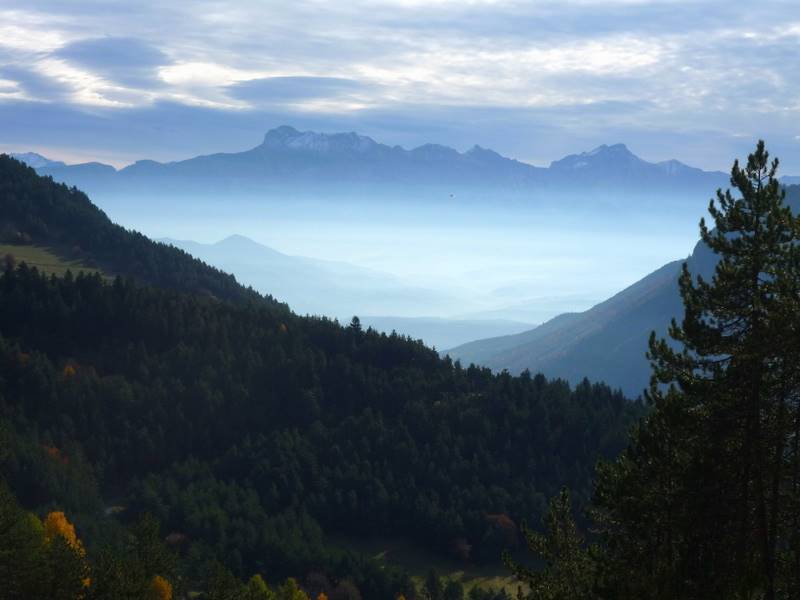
[764,385,787,600]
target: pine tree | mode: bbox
[595,141,800,599]
[205,561,246,600]
[424,570,443,600]
[503,488,596,600]
[246,574,277,600]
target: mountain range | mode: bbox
[447,184,800,397]
[15,126,730,199]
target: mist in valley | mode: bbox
[92,184,703,348]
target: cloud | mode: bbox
[228,76,374,105]
[0,65,69,100]
[54,37,171,87]
[0,1,798,171]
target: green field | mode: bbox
[332,535,529,596]
[0,243,105,278]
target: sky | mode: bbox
[1,0,800,172]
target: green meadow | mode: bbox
[0,243,105,278]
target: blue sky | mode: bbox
[1,0,799,172]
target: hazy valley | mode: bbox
[13,126,733,351]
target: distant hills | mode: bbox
[447,184,800,397]
[548,143,724,189]
[359,315,534,350]
[161,234,428,317]
[16,126,729,200]
[163,234,533,348]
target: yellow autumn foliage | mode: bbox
[43,511,85,556]
[149,574,173,600]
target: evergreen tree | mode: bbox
[595,141,800,599]
[443,580,464,600]
[245,574,277,600]
[423,570,443,600]
[503,488,596,600]
[205,561,246,600]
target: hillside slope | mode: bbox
[448,184,800,397]
[0,154,275,306]
[448,258,686,397]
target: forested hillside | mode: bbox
[0,155,274,306]
[0,155,642,597]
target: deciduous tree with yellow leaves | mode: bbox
[42,510,90,599]
[149,574,173,600]
[44,510,85,555]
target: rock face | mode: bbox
[260,125,379,153]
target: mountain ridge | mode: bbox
[15,126,728,192]
[10,152,66,169]
[160,234,535,347]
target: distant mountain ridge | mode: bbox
[10,152,65,169]
[549,143,719,186]
[161,234,459,318]
[15,126,729,194]
[162,234,534,348]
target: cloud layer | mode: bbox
[1,0,799,171]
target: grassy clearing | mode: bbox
[332,535,528,596]
[0,243,105,278]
